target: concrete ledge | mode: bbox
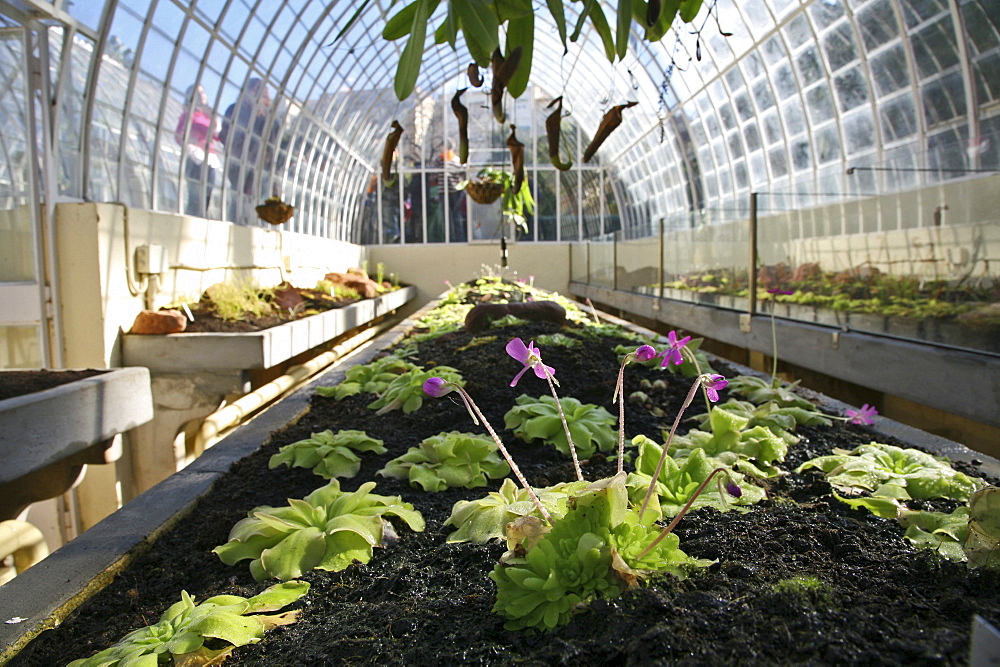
[571,282,1000,430]
[0,367,153,486]
[122,286,416,372]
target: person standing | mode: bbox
[175,84,222,216]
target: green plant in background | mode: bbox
[315,279,363,301]
[489,474,714,632]
[378,431,511,492]
[213,480,424,581]
[725,374,817,410]
[504,394,617,460]
[627,437,765,516]
[67,581,310,666]
[796,442,983,503]
[205,280,275,321]
[669,405,789,478]
[535,333,581,348]
[367,365,464,414]
[315,353,418,400]
[269,430,386,479]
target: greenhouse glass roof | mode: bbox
[0,0,996,243]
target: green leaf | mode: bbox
[646,0,679,42]
[588,2,617,61]
[679,0,703,22]
[505,13,534,98]
[260,526,327,580]
[382,0,421,39]
[545,0,568,51]
[189,613,264,647]
[454,0,500,66]
[570,0,596,42]
[245,581,311,613]
[616,0,633,59]
[394,0,433,100]
[334,0,375,41]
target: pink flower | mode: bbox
[422,377,452,397]
[634,344,658,362]
[847,403,878,425]
[506,338,556,387]
[660,331,692,367]
[702,374,728,402]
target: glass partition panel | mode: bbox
[661,220,750,310]
[755,191,1000,354]
[617,236,660,295]
[570,242,589,283]
[589,238,615,289]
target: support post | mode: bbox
[748,192,759,316]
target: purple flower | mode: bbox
[634,344,658,362]
[767,288,794,295]
[506,338,556,387]
[422,377,452,397]
[846,403,878,425]
[660,331,692,367]
[702,374,728,402]
[725,481,743,498]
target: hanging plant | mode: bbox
[583,101,638,162]
[256,196,294,225]
[381,120,404,185]
[546,96,573,171]
[490,46,523,123]
[455,168,534,235]
[362,0,709,100]
[450,89,469,164]
[506,125,525,193]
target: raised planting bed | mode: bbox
[0,367,153,520]
[3,280,1000,665]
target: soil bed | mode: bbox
[11,308,1000,665]
[0,370,107,402]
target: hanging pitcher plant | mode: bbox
[336,0,709,101]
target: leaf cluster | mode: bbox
[670,405,789,478]
[378,431,511,492]
[269,429,387,480]
[627,437,765,516]
[691,398,831,446]
[316,354,418,401]
[213,480,425,581]
[368,364,465,414]
[67,581,309,666]
[796,442,983,503]
[504,394,617,459]
[489,474,712,631]
[372,0,706,99]
[725,375,817,410]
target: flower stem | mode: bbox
[638,376,704,520]
[544,371,584,482]
[636,467,730,560]
[451,384,552,523]
[770,298,779,387]
[613,355,632,475]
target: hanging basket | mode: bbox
[256,200,295,225]
[463,179,504,204]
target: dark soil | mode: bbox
[179,289,360,334]
[0,369,107,402]
[11,316,1000,666]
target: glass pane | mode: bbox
[536,171,557,241]
[0,326,41,369]
[870,46,911,96]
[835,68,870,110]
[911,17,961,79]
[0,208,35,282]
[857,0,900,49]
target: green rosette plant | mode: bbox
[669,405,789,478]
[213,480,425,581]
[691,398,831,445]
[489,474,713,632]
[504,394,616,459]
[368,365,464,414]
[444,477,590,543]
[67,581,309,666]
[627,436,765,516]
[315,354,417,400]
[269,429,386,479]
[377,431,511,492]
[796,442,983,502]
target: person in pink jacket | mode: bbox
[175,84,222,216]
